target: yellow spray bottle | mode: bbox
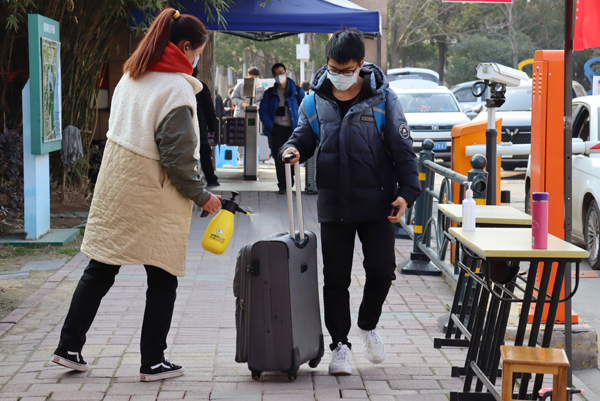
[201,191,250,254]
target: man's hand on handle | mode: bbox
[388,197,408,223]
[281,147,300,165]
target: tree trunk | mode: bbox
[198,32,215,94]
[437,36,447,85]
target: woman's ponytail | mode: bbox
[124,8,207,80]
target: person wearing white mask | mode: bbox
[258,63,305,194]
[279,28,421,376]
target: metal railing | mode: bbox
[399,139,488,279]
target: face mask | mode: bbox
[276,74,286,85]
[327,70,358,91]
[192,54,200,69]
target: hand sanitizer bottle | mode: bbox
[462,181,476,231]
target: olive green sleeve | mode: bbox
[155,106,211,207]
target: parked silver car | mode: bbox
[451,81,488,119]
[392,86,471,162]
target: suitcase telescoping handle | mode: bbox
[284,154,305,241]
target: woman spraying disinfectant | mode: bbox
[202,191,251,254]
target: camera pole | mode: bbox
[486,107,497,205]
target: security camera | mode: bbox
[475,62,529,87]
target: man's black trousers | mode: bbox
[270,123,294,191]
[321,219,397,351]
[200,143,218,184]
[58,259,178,365]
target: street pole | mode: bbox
[299,33,306,82]
[486,107,497,205]
[564,0,574,389]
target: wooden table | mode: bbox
[447,227,588,401]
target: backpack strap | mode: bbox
[304,91,320,138]
[304,90,386,138]
[372,89,386,135]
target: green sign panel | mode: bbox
[28,14,62,154]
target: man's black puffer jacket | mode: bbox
[280,63,421,223]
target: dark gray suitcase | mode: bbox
[233,158,324,381]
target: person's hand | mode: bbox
[388,196,408,223]
[281,147,300,165]
[202,193,222,215]
[243,102,249,107]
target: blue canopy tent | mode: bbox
[128,0,382,41]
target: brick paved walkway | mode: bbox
[0,191,555,400]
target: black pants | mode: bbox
[321,219,397,351]
[58,259,178,365]
[270,123,294,191]
[200,143,218,184]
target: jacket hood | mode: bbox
[311,62,389,95]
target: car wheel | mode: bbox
[584,200,600,270]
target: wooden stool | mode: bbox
[500,345,569,401]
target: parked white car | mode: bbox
[525,95,600,269]
[392,86,471,162]
[388,67,439,89]
[472,79,533,170]
[451,81,489,119]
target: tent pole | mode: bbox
[564,0,574,389]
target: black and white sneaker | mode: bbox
[140,358,184,382]
[51,347,89,372]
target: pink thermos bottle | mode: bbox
[532,192,549,249]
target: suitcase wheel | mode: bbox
[251,370,261,381]
[287,373,297,382]
[308,357,321,368]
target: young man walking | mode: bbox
[280,28,421,375]
[259,63,305,194]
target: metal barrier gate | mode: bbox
[399,139,488,278]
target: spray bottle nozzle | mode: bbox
[236,206,251,216]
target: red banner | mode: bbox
[442,0,511,2]
[574,0,600,51]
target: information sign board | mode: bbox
[29,14,62,154]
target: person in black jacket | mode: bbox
[280,28,421,376]
[195,77,219,186]
[214,90,226,120]
[214,90,226,143]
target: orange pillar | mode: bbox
[529,50,578,324]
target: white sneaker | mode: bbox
[355,321,386,364]
[328,342,351,375]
